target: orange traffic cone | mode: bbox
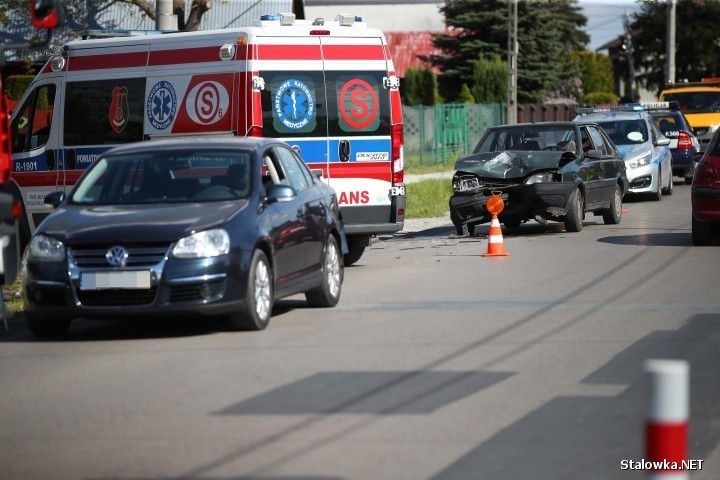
[482,214,509,257]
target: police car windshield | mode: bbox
[70,152,251,205]
[596,120,648,146]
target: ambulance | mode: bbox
[7,12,405,265]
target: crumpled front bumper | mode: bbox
[449,182,578,227]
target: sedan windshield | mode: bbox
[474,125,576,153]
[71,150,252,205]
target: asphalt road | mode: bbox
[1,182,719,480]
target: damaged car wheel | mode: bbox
[602,184,622,225]
[564,188,584,232]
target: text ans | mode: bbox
[339,191,370,205]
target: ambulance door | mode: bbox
[319,35,395,230]
[257,36,330,174]
[9,76,63,239]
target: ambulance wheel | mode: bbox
[344,239,366,266]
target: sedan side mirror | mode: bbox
[44,191,65,208]
[266,184,296,203]
[585,149,602,159]
[693,152,704,163]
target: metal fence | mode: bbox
[403,102,578,167]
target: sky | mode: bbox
[579,0,643,51]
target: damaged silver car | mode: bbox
[449,121,629,235]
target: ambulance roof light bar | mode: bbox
[257,12,295,26]
[335,13,365,26]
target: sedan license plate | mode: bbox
[80,271,152,290]
[390,186,406,196]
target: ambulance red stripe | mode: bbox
[254,44,384,61]
[11,172,61,187]
[68,52,148,71]
[322,44,385,61]
[149,47,225,66]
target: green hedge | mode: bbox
[5,75,35,100]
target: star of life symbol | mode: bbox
[105,246,129,267]
[147,81,177,130]
[274,79,314,130]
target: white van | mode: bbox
[7,13,405,265]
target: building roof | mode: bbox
[385,31,444,77]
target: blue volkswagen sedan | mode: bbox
[22,138,347,337]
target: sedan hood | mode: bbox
[454,150,569,179]
[38,201,248,245]
[616,143,649,161]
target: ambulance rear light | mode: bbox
[391,124,404,184]
[310,30,331,36]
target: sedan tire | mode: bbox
[692,217,713,246]
[229,249,273,331]
[26,314,71,338]
[564,188,584,232]
[306,235,343,308]
[602,184,623,225]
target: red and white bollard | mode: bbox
[645,359,689,480]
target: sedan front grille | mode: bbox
[71,244,170,268]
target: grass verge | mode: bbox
[406,178,453,219]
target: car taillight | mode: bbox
[697,160,718,180]
[391,124,403,184]
[677,131,693,150]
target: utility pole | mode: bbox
[507,0,518,124]
[156,0,177,31]
[666,0,676,84]
[624,10,635,102]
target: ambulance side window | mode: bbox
[260,72,327,138]
[325,72,390,137]
[11,84,56,153]
[64,79,144,146]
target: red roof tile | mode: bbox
[385,31,447,77]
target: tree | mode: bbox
[472,55,506,103]
[401,67,423,106]
[458,83,475,103]
[427,0,588,103]
[572,50,615,102]
[631,1,720,92]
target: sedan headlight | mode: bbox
[627,154,651,169]
[452,176,481,192]
[173,228,230,258]
[27,235,66,262]
[525,173,554,185]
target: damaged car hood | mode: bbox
[454,151,570,178]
